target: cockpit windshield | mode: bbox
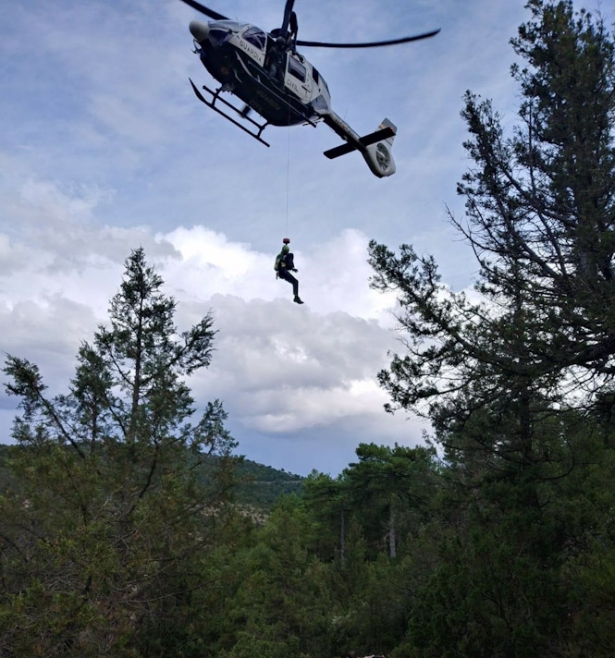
[208,20,243,47]
[242,26,267,50]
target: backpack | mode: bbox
[274,252,294,272]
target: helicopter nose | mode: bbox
[189,20,210,43]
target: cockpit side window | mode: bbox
[243,26,267,50]
[312,67,320,83]
[209,27,232,47]
[288,56,306,82]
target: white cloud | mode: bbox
[0,0,543,473]
[0,171,417,473]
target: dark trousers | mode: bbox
[279,270,299,297]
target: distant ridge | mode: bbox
[0,444,304,511]
[234,457,304,510]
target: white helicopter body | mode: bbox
[181,1,439,177]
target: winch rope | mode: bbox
[284,90,292,238]
[285,127,291,236]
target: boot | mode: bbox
[293,295,304,304]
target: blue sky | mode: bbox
[0,0,601,475]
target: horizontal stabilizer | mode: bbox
[323,142,355,160]
[324,125,396,160]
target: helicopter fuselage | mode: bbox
[180,0,440,176]
[188,16,399,177]
[193,20,331,127]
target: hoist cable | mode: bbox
[285,123,291,237]
[283,84,292,239]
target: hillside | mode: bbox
[0,444,303,510]
[233,458,304,510]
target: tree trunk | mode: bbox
[340,505,346,568]
[389,502,396,558]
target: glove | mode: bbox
[292,268,298,272]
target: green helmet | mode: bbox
[281,245,290,254]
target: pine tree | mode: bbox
[369,0,615,471]
[368,2,615,655]
[0,248,238,657]
[342,443,438,559]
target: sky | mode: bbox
[1,0,606,476]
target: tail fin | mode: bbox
[363,119,396,177]
[323,118,397,178]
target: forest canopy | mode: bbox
[2,2,615,656]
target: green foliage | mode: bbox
[366,2,615,656]
[343,443,439,558]
[3,4,615,657]
[233,459,304,511]
[209,496,335,658]
[0,248,237,656]
[369,0,615,435]
[0,444,11,491]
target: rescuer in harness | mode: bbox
[274,238,304,304]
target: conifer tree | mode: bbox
[342,443,438,559]
[369,0,615,466]
[368,2,615,655]
[0,248,237,656]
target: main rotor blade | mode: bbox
[280,0,296,37]
[296,28,440,48]
[177,0,229,21]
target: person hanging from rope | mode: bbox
[274,238,304,304]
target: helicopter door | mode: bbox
[284,54,311,101]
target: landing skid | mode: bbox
[189,78,270,147]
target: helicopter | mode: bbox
[178,0,440,177]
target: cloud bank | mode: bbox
[0,170,421,475]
